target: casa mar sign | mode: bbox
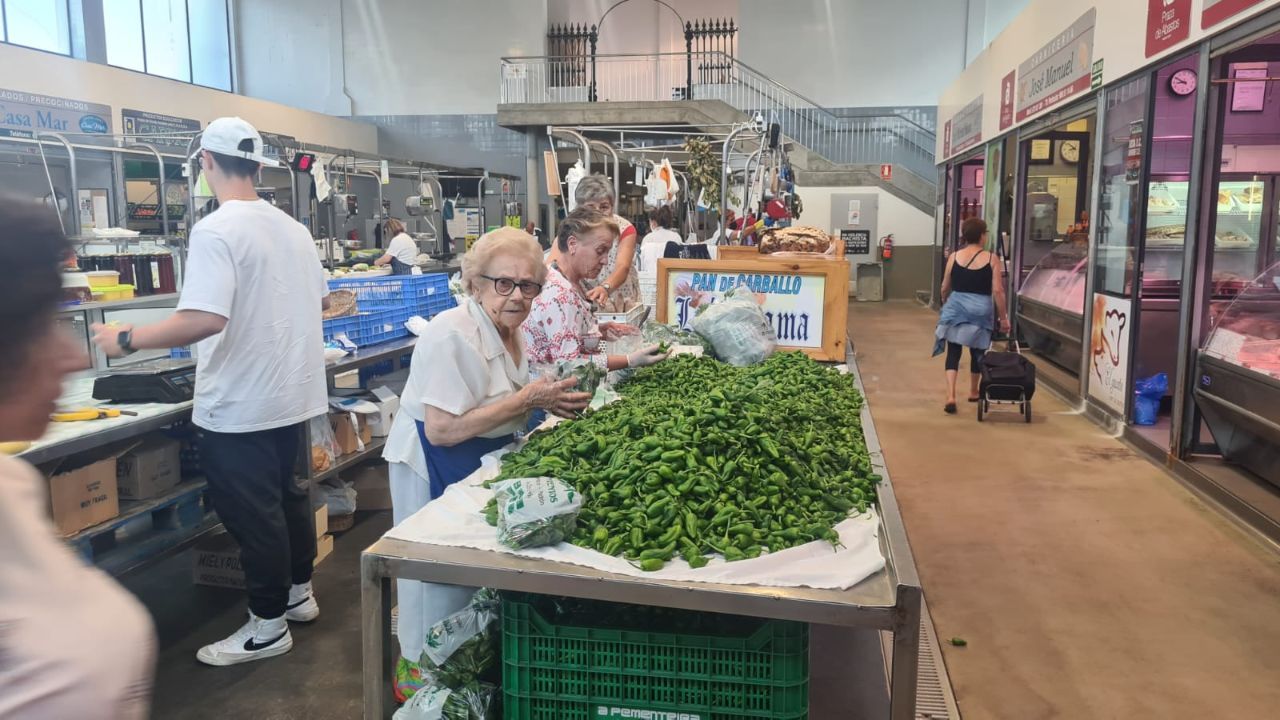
[0,89,111,138]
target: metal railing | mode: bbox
[499,52,937,181]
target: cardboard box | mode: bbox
[116,438,182,500]
[348,462,392,511]
[314,533,334,566]
[193,530,337,590]
[330,412,372,456]
[192,531,244,589]
[49,455,120,536]
[314,503,328,539]
[366,386,400,438]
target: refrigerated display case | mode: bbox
[1017,240,1089,373]
[1195,260,1280,486]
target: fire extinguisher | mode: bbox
[880,233,894,261]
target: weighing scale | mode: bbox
[93,359,197,404]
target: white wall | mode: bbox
[798,186,935,248]
[234,0,352,116]
[340,0,547,115]
[549,0,739,56]
[738,0,969,108]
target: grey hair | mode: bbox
[574,174,615,205]
[460,227,547,296]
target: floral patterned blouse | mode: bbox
[581,215,641,313]
[522,264,609,371]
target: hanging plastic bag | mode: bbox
[309,415,340,475]
[691,288,777,366]
[489,477,581,550]
[420,588,501,689]
[565,160,586,211]
[391,681,497,720]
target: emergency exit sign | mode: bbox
[880,164,893,182]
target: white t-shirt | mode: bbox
[0,454,155,719]
[639,228,682,272]
[178,199,329,433]
[384,232,418,266]
[382,297,529,478]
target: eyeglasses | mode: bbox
[482,275,543,298]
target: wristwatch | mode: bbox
[601,282,613,293]
[118,329,137,356]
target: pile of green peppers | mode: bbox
[487,352,880,571]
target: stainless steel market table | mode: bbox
[360,354,924,719]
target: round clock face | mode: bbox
[1060,140,1081,164]
[1170,69,1197,96]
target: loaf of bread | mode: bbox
[758,226,831,254]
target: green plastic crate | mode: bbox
[502,595,809,720]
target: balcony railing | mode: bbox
[500,52,937,182]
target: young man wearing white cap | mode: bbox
[92,117,329,666]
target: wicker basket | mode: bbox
[322,289,358,319]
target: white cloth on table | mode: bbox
[386,458,886,591]
[388,461,474,661]
[177,198,329,433]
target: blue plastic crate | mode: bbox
[328,275,433,310]
[322,313,361,342]
[351,307,411,346]
[416,289,458,320]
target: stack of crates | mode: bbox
[321,273,457,346]
[502,594,810,719]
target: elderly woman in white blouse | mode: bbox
[381,226,589,700]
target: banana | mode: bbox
[0,441,31,455]
[51,408,134,422]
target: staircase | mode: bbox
[497,52,937,213]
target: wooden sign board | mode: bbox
[655,256,850,361]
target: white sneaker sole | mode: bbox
[196,633,294,667]
[285,597,320,623]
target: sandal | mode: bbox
[944,402,957,415]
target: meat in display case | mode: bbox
[1195,260,1280,487]
[1017,240,1088,374]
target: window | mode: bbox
[103,0,144,71]
[1,0,72,55]
[187,0,230,91]
[1094,75,1151,298]
[142,0,188,81]
[102,0,231,90]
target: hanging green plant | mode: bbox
[684,136,721,209]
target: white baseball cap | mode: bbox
[199,116,280,167]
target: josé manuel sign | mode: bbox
[1016,9,1096,123]
[0,88,111,138]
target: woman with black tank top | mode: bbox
[933,218,1010,414]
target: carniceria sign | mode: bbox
[667,270,825,349]
[0,89,111,138]
[1015,9,1096,123]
